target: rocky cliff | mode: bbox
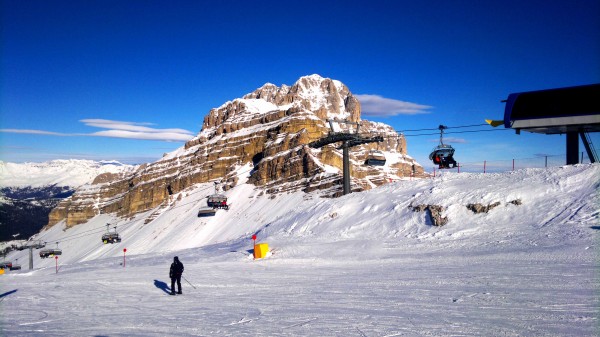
[48,75,425,228]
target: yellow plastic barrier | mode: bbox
[0,269,5,275]
[254,243,269,259]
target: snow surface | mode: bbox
[1,164,598,336]
[0,160,135,188]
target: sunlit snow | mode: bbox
[1,164,598,336]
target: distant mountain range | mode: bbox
[0,159,135,188]
[0,160,134,241]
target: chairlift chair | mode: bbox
[102,232,122,244]
[429,125,458,169]
[207,181,229,210]
[39,249,52,258]
[102,224,122,244]
[197,206,217,217]
[40,242,62,258]
[365,150,386,166]
[207,195,229,210]
[39,248,62,258]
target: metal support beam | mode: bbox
[580,131,597,163]
[29,247,33,270]
[566,131,579,165]
[310,119,384,196]
[342,142,350,195]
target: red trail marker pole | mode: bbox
[123,248,127,268]
[251,235,257,258]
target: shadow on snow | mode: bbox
[0,289,17,299]
[153,279,172,295]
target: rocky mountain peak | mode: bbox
[48,75,424,229]
[241,74,360,122]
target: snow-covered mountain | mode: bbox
[0,160,134,242]
[2,164,598,336]
[48,75,423,229]
[0,159,135,188]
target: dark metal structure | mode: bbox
[309,119,383,195]
[502,84,600,164]
[15,239,47,270]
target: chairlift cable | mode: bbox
[400,128,511,137]
[396,123,489,133]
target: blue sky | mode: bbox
[1,0,599,169]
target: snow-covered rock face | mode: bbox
[48,75,424,228]
[193,74,360,144]
[242,74,359,121]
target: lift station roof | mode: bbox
[503,84,600,134]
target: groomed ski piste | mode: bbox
[1,164,598,336]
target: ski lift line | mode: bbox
[400,128,511,137]
[168,165,257,211]
[344,128,510,140]
[396,123,489,133]
[38,165,260,244]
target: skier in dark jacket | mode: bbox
[169,256,184,295]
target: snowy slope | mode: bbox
[1,164,598,336]
[0,160,135,188]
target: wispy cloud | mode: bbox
[0,119,195,142]
[0,129,71,136]
[81,119,194,141]
[355,94,432,117]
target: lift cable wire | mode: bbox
[396,123,490,133]
[401,128,512,137]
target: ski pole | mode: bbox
[182,275,197,289]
